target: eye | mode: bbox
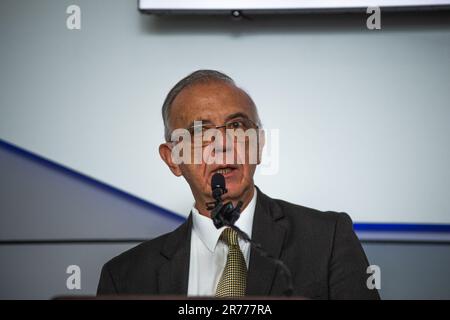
[228,120,244,129]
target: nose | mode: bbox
[212,127,233,153]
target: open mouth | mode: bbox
[215,168,234,175]
[210,165,238,178]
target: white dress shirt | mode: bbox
[187,188,257,297]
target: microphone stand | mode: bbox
[207,193,294,297]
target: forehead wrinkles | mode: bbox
[170,82,255,126]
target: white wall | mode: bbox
[1,0,450,224]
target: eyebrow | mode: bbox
[187,112,253,128]
[225,112,251,122]
[187,118,214,128]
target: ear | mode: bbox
[159,143,183,177]
[257,128,265,165]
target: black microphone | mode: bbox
[209,173,241,228]
[211,173,227,201]
[207,173,294,296]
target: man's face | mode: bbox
[161,81,263,210]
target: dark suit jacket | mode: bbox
[97,187,380,299]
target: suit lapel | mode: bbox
[158,214,192,295]
[246,188,287,296]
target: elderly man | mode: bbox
[97,70,380,299]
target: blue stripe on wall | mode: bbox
[0,138,185,224]
[354,223,450,232]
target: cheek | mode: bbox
[241,164,256,180]
[181,164,209,188]
[230,166,249,185]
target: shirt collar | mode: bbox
[191,187,257,253]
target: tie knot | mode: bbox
[221,228,239,246]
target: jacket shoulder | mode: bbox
[97,218,191,295]
[271,195,353,227]
[101,231,171,280]
[266,195,357,253]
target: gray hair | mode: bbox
[161,69,260,141]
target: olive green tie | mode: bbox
[216,227,247,297]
